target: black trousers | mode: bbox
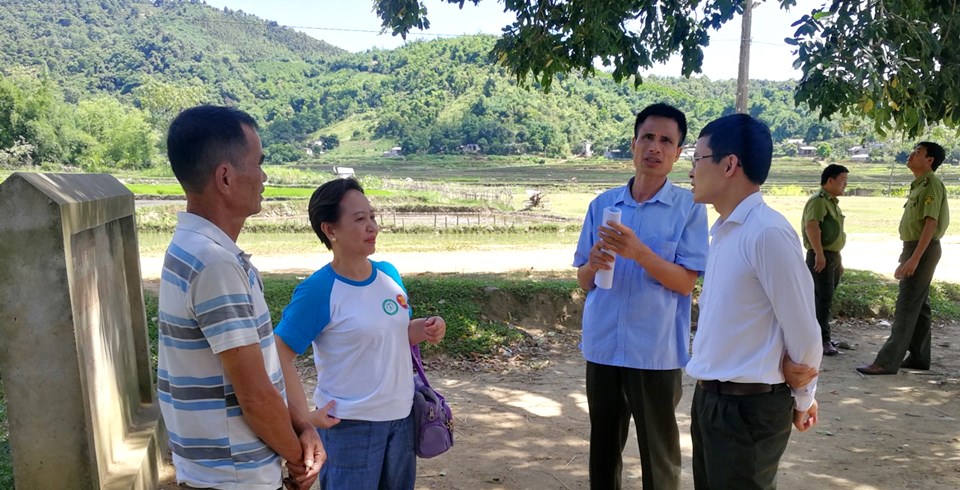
[874,240,942,372]
[691,383,794,490]
[806,250,843,343]
[586,362,682,490]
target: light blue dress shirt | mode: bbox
[573,178,709,370]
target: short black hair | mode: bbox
[634,103,687,147]
[167,105,258,193]
[821,164,849,185]
[698,113,773,185]
[308,178,365,250]
[917,141,946,171]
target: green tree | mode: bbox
[789,1,960,138]
[816,143,832,160]
[133,78,207,130]
[265,142,304,164]
[76,97,158,169]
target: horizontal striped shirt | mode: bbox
[158,212,283,489]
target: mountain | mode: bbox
[0,0,343,100]
[0,0,870,169]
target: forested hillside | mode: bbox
[0,0,946,170]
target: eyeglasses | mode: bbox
[690,153,730,165]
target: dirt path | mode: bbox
[396,319,960,489]
[140,234,960,283]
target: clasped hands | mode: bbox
[782,355,819,432]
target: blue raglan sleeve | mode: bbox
[274,268,334,354]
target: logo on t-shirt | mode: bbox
[382,298,400,315]
[396,294,408,309]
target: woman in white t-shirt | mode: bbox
[274,178,446,490]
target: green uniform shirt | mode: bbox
[899,171,950,241]
[802,188,845,252]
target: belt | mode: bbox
[697,380,783,396]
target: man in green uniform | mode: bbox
[802,164,849,356]
[858,142,950,375]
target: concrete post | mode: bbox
[0,173,164,490]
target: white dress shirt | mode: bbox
[686,192,822,410]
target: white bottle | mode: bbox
[594,206,622,290]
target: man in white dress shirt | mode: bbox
[685,113,822,489]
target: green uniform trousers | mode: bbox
[874,240,942,372]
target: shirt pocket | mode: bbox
[904,195,919,210]
[648,238,679,262]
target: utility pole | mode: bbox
[735,0,754,114]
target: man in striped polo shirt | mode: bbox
[159,106,322,489]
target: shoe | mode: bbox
[856,363,895,375]
[900,359,929,370]
[823,341,839,356]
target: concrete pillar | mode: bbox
[0,173,164,490]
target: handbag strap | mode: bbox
[411,344,431,388]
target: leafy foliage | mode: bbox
[377,0,960,138]
[789,1,960,138]
[377,0,752,89]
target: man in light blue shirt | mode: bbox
[573,103,708,489]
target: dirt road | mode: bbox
[286,320,959,490]
[140,234,960,283]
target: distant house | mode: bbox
[798,146,817,157]
[582,140,593,157]
[303,147,314,156]
[333,166,355,179]
[382,147,402,157]
[848,146,868,156]
[604,149,630,160]
[850,154,870,162]
[461,143,480,154]
[680,146,695,159]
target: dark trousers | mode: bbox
[586,362,682,490]
[874,240,942,372]
[691,383,794,490]
[806,250,843,343]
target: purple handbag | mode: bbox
[411,344,454,458]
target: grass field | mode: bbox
[126,183,320,198]
[135,193,960,256]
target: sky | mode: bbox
[202,0,826,81]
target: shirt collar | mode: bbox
[817,187,838,203]
[176,212,244,258]
[711,191,764,235]
[618,177,675,206]
[911,171,936,187]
